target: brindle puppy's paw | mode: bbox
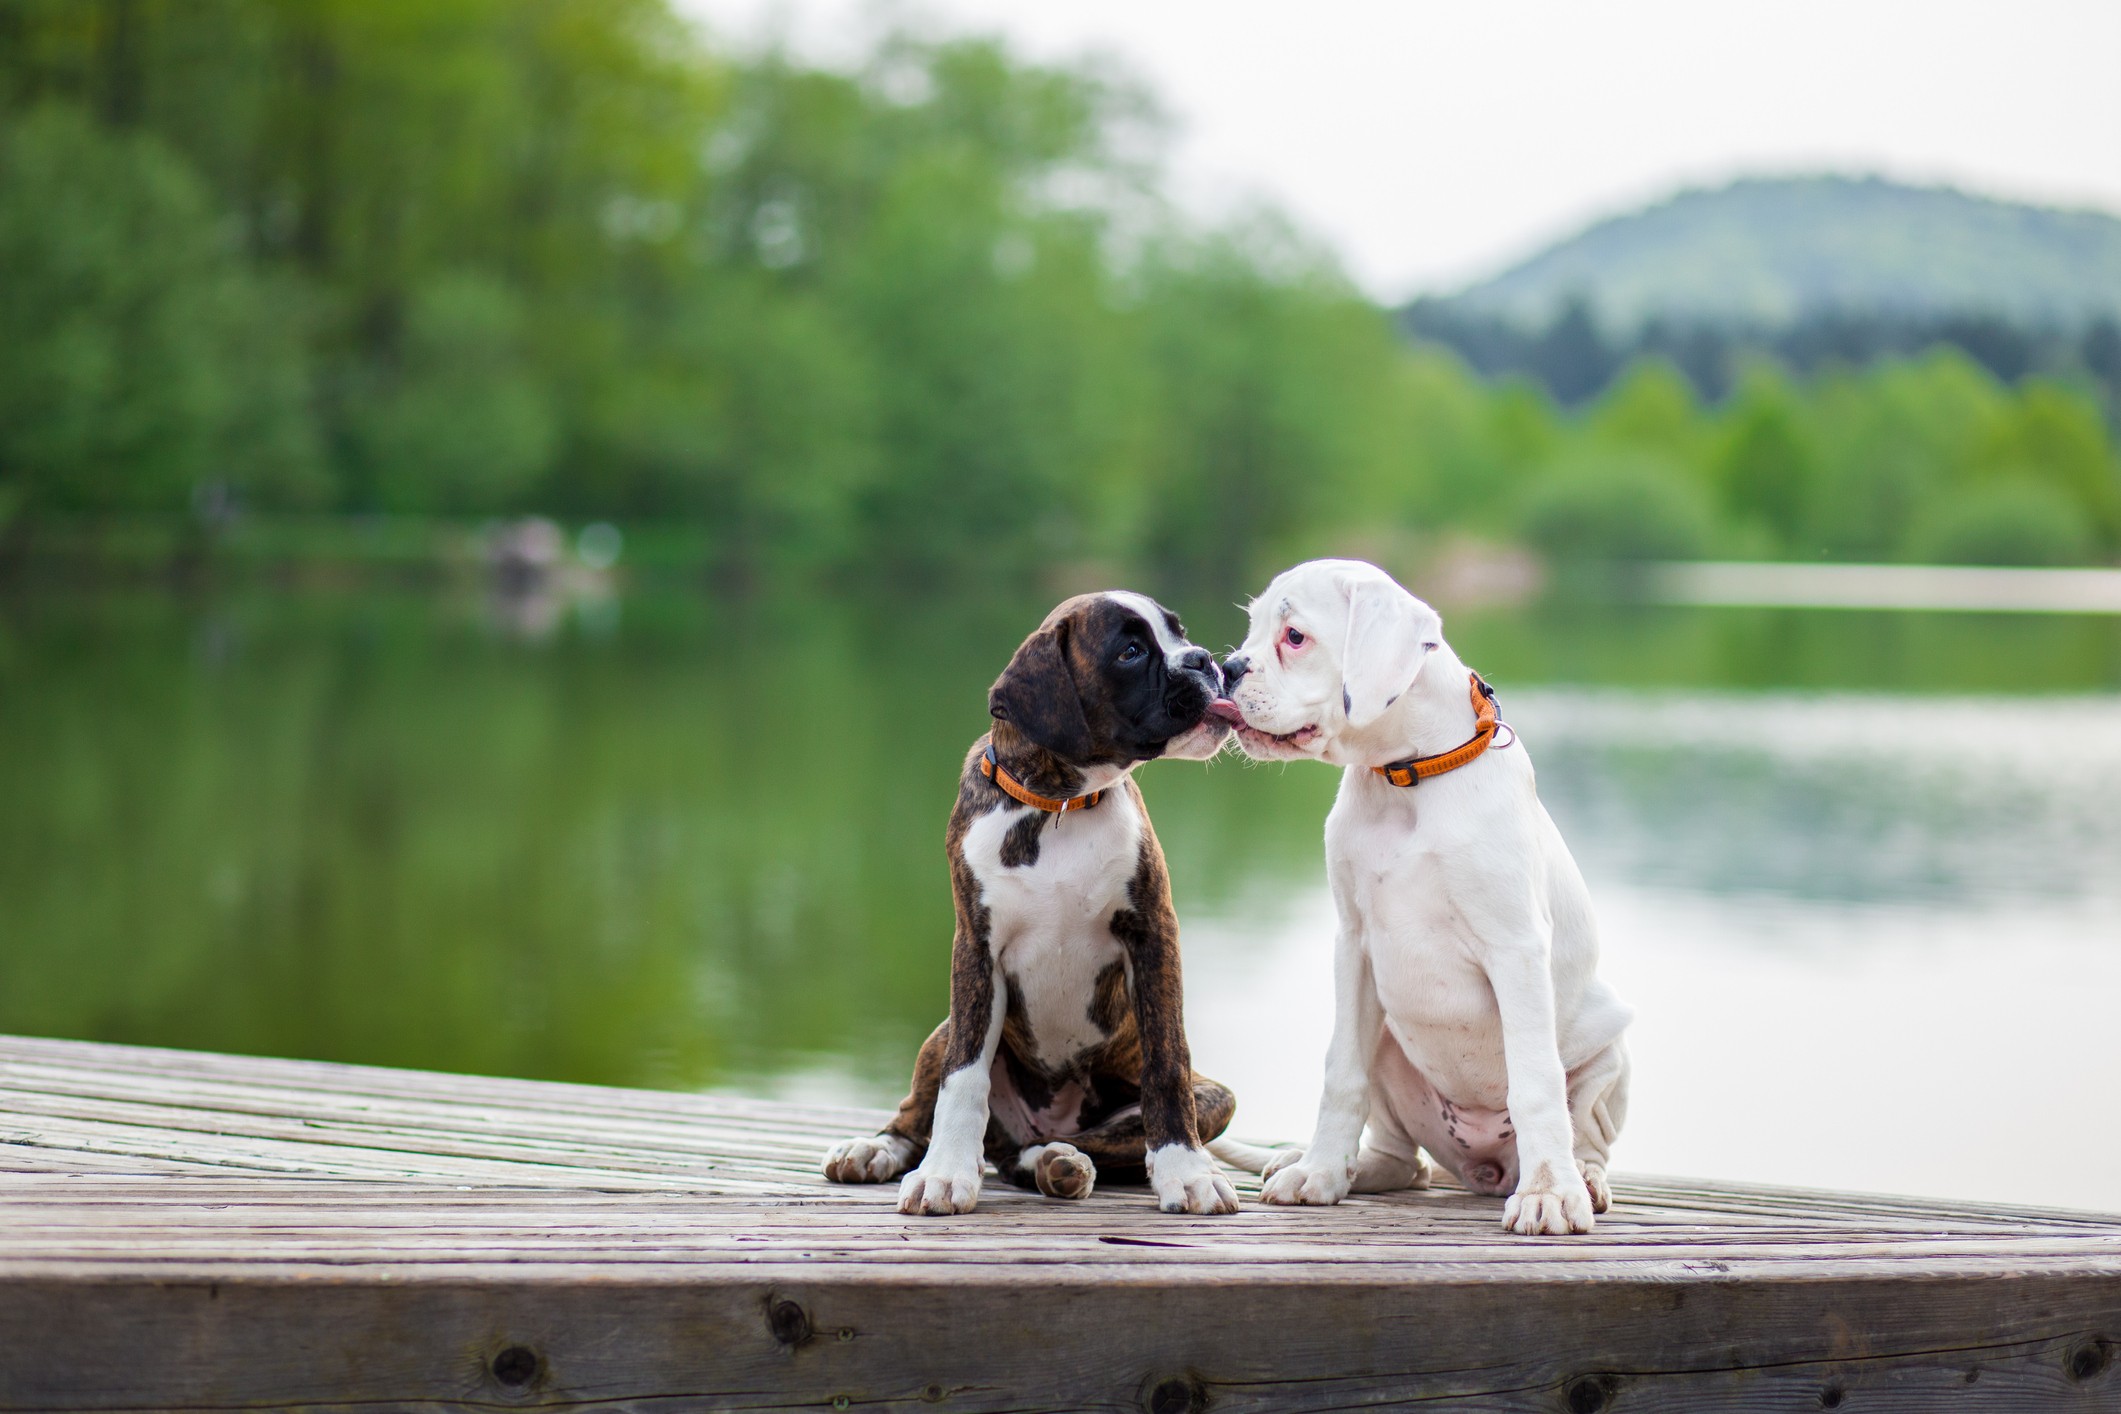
[1501,1161,1596,1235]
[821,1134,916,1184]
[1580,1160,1612,1214]
[1031,1143,1097,1200]
[1146,1143,1239,1215]
[1259,1156,1354,1206]
[898,1162,982,1216]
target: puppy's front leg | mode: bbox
[1260,927,1382,1207]
[1120,904,1237,1215]
[1489,942,1596,1235]
[897,937,1007,1216]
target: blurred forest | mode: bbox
[3,0,2119,584]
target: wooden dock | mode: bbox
[3,1033,2117,1412]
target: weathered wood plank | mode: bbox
[3,1271,2117,1412]
[3,1033,2118,1412]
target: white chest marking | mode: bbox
[960,793,1143,1068]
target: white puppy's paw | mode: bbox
[822,1133,916,1184]
[1259,1155,1355,1207]
[1146,1143,1239,1215]
[897,1159,982,1216]
[1581,1160,1612,1214]
[1502,1163,1596,1235]
[1260,1146,1305,1181]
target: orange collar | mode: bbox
[981,744,1106,813]
[1371,672,1504,788]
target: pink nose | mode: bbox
[1207,699,1245,725]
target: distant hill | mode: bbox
[1439,176,2121,332]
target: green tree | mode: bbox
[1518,451,1714,563]
[349,273,556,514]
[1588,358,1703,465]
[1972,381,2119,546]
[1712,366,1819,554]
[1904,480,2096,566]
[1133,222,1403,586]
[0,103,319,515]
[1377,348,1512,534]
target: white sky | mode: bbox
[676,0,2121,303]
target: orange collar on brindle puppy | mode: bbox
[1371,672,1507,788]
[980,744,1105,813]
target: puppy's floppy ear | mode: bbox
[989,620,1093,759]
[1340,575,1443,729]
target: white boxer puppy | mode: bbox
[1207,559,1631,1235]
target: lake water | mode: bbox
[4,585,2117,1211]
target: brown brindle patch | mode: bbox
[1089,959,1129,1035]
[998,810,1046,868]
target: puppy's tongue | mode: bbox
[1206,699,1245,725]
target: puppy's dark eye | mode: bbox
[1284,627,1307,647]
[1117,643,1145,664]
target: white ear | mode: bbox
[1339,576,1442,728]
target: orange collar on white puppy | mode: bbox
[1371,673,1504,787]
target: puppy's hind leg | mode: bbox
[1061,1074,1239,1189]
[1255,1114,1430,1194]
[823,1131,918,1184]
[1192,1073,1237,1146]
[1351,1106,1433,1193]
[1046,1106,1147,1186]
[1567,1039,1631,1214]
[986,1115,1098,1200]
[822,1020,944,1184]
[997,1143,1098,1200]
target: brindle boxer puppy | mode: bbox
[822,592,1241,1215]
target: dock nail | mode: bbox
[2065,1337,2113,1382]
[490,1345,540,1388]
[1564,1373,1622,1413]
[1146,1375,1205,1414]
[767,1298,813,1347]
[1818,1380,1845,1408]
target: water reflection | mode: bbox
[2,588,2117,1206]
[1518,690,2121,907]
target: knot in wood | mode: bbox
[767,1298,813,1347]
[2065,1337,2113,1382]
[490,1346,540,1388]
[1564,1373,1622,1413]
[1147,1374,1206,1414]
